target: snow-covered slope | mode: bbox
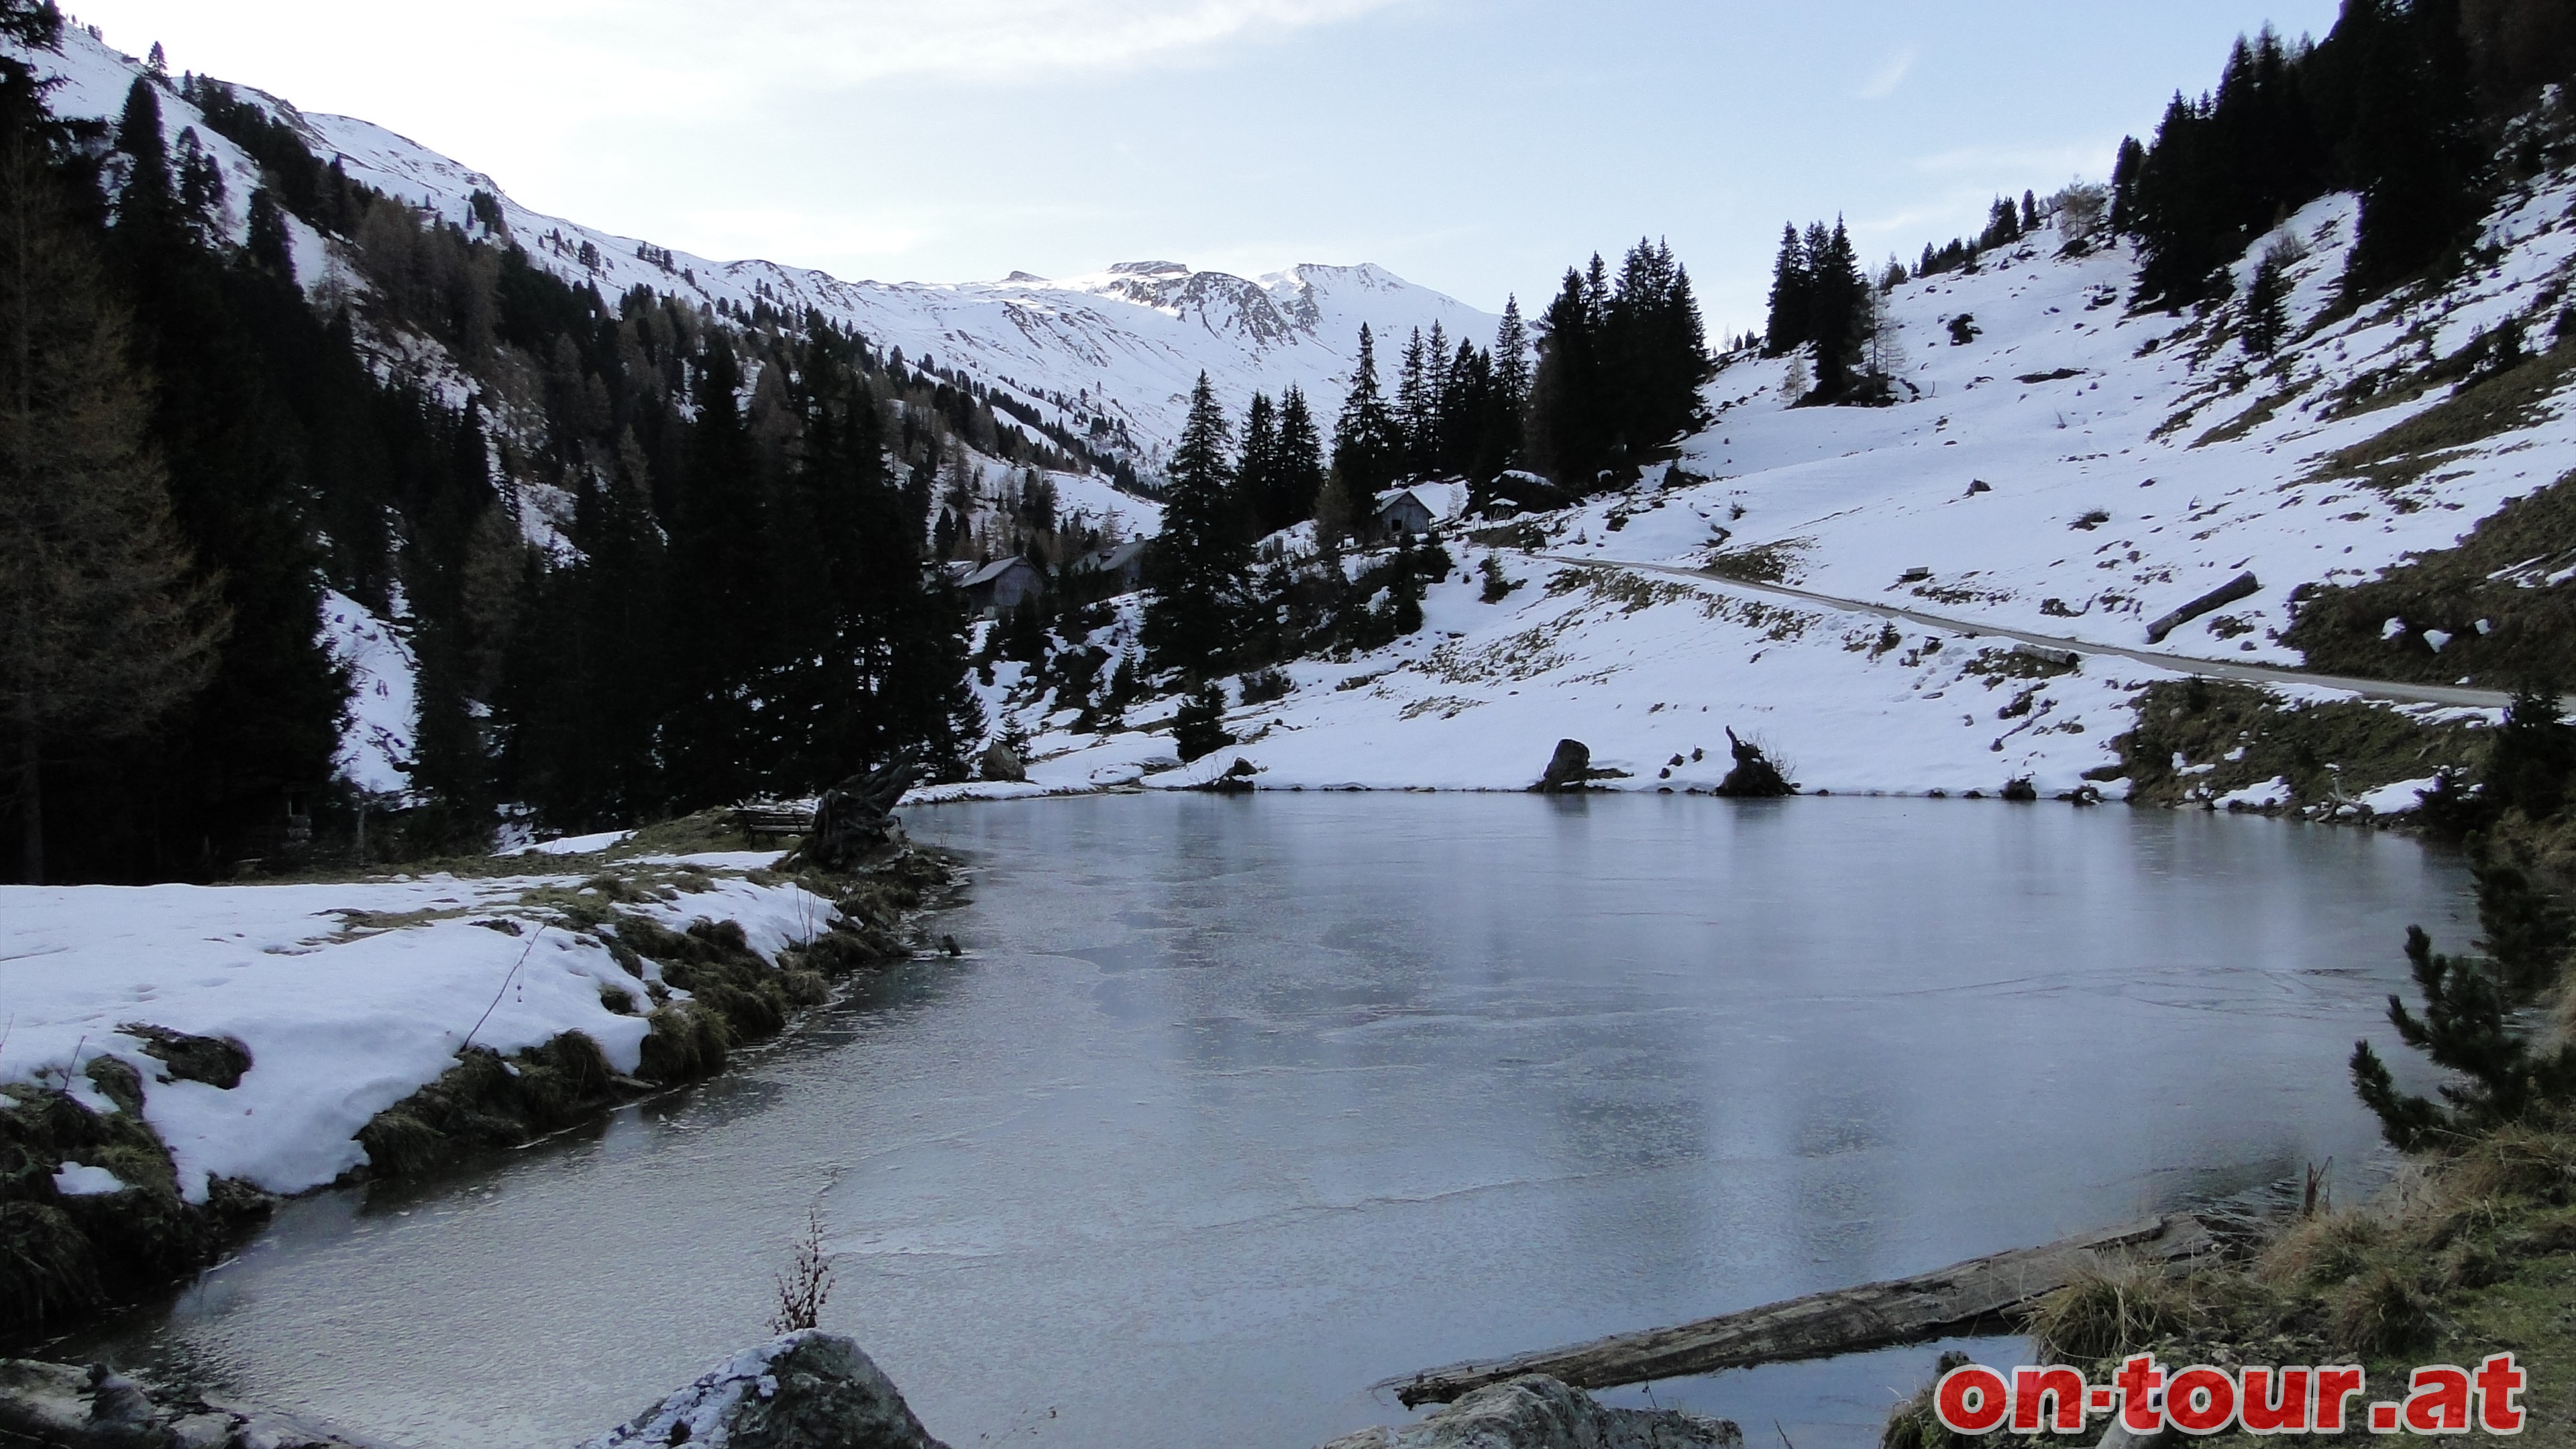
[0,852,834,1199]
[19,27,1493,464]
[967,152,2576,800]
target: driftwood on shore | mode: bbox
[1384,1214,2218,1407]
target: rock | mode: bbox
[1711,730,1793,799]
[583,1333,949,1449]
[0,1357,372,1449]
[1318,1376,1740,1449]
[1536,739,1593,793]
[116,1026,252,1090]
[2000,777,2040,802]
[977,741,1026,784]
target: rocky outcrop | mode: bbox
[1320,1376,1741,1449]
[0,1359,373,1449]
[582,1333,947,1449]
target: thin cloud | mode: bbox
[1856,47,1915,101]
[1912,141,2119,179]
[537,0,1413,90]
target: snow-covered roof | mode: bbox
[963,557,1038,587]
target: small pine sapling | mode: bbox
[2350,927,2576,1150]
[1173,682,1230,763]
[2242,253,2290,356]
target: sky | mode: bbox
[68,1,2346,333]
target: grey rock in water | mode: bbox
[0,1358,375,1449]
[582,1333,947,1449]
[1536,739,1593,793]
[1319,1377,1741,1449]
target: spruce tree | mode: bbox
[1273,386,1326,529]
[2242,250,2290,355]
[1140,374,1249,680]
[1330,325,1399,503]
[1395,327,1432,477]
[1234,390,1278,538]
[1803,221,1867,402]
[1763,223,1809,356]
[1527,262,1608,490]
[1491,297,1532,433]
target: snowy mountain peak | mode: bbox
[11,25,1494,462]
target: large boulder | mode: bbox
[1320,1376,1741,1449]
[978,741,1027,784]
[582,1333,947,1449]
[1536,740,1594,794]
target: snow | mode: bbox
[508,830,637,858]
[319,590,419,798]
[12,28,1492,469]
[960,166,2576,800]
[51,1162,128,1196]
[2212,776,2292,811]
[0,865,836,1201]
[2358,776,2442,815]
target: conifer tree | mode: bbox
[2351,927,2576,1149]
[1273,385,1326,530]
[1764,224,1809,356]
[1395,327,1432,476]
[1491,297,1532,435]
[1234,390,1278,538]
[1527,263,1607,489]
[0,132,224,881]
[1803,221,1867,402]
[1140,374,1249,679]
[1330,325,1399,502]
[2242,250,2290,355]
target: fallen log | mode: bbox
[2144,572,2260,644]
[1382,1214,2218,1408]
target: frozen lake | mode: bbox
[76,794,2470,1449]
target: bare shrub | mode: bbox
[769,1205,836,1335]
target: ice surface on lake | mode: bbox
[76,796,2471,1449]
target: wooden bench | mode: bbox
[727,802,812,846]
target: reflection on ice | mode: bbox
[78,795,2469,1449]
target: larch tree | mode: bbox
[0,133,226,883]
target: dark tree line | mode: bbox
[1524,240,1711,490]
[1,23,987,879]
[1761,219,1883,403]
[2113,0,2574,311]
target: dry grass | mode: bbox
[2021,1257,2216,1364]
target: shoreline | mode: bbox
[0,830,969,1356]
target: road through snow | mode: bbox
[1542,553,2542,714]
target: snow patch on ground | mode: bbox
[50,1162,128,1197]
[0,866,833,1201]
[319,590,419,798]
